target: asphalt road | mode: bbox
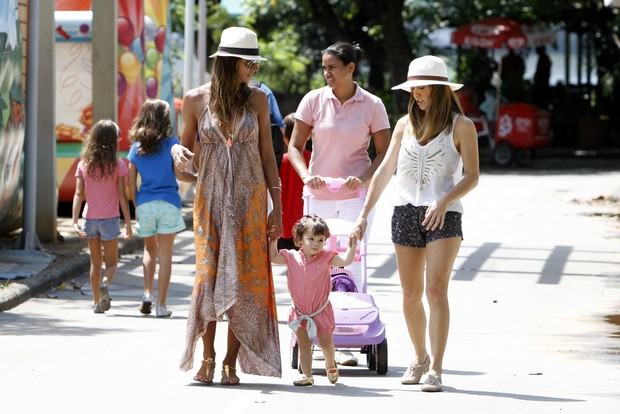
[1,159,619,414]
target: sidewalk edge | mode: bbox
[0,212,192,312]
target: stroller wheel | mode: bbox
[376,338,388,375]
[367,345,376,370]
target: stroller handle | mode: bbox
[302,177,367,199]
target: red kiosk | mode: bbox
[451,17,555,166]
[493,103,552,165]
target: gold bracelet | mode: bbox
[270,186,282,191]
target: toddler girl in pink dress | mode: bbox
[269,214,357,386]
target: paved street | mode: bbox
[1,162,619,414]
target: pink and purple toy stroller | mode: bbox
[290,178,388,375]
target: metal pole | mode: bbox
[577,32,582,86]
[564,29,570,85]
[495,55,502,130]
[18,0,41,250]
[183,0,195,92]
[198,0,206,85]
[35,0,57,243]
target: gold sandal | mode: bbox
[326,365,339,384]
[293,375,314,386]
[221,364,240,385]
[193,358,215,384]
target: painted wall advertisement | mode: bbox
[0,0,25,234]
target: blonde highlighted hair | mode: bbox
[408,85,464,144]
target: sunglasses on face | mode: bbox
[244,59,261,69]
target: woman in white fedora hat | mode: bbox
[173,27,282,385]
[352,55,479,391]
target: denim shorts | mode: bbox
[135,200,186,237]
[83,217,121,241]
[391,204,463,248]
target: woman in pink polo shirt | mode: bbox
[286,41,390,366]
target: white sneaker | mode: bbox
[156,306,172,318]
[98,282,111,311]
[139,294,152,314]
[336,351,358,366]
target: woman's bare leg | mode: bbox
[424,236,461,376]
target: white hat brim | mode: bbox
[209,50,268,61]
[391,79,463,92]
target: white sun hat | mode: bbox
[209,27,267,61]
[391,55,462,92]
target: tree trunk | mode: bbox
[309,0,413,113]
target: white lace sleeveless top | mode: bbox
[394,113,464,213]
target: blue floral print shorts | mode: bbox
[391,204,463,248]
[135,200,186,237]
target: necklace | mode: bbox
[224,111,238,148]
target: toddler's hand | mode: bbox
[351,217,366,241]
[348,234,358,248]
[267,210,283,239]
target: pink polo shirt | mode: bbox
[295,83,390,200]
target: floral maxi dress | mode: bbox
[179,103,281,377]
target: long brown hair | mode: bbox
[209,56,253,125]
[129,99,173,156]
[80,119,120,178]
[408,85,464,144]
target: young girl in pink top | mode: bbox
[269,215,357,386]
[72,119,133,314]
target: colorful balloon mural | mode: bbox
[0,0,178,237]
[53,0,176,204]
[116,0,145,151]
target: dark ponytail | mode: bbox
[322,41,365,76]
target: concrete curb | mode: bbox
[0,211,193,312]
[0,237,140,312]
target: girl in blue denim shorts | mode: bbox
[72,119,133,314]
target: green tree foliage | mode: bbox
[171,0,619,118]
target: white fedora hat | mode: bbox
[209,27,267,61]
[392,55,462,92]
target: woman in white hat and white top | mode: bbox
[173,27,283,385]
[352,55,479,391]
